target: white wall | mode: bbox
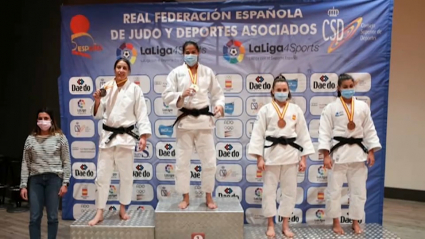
[385,0,425,190]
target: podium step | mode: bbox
[243,223,400,239]
[70,209,155,239]
[155,197,244,239]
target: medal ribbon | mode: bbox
[271,100,289,120]
[116,78,128,87]
[339,96,354,122]
[187,66,198,86]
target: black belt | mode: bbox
[330,137,368,154]
[103,124,139,144]
[264,136,304,152]
[172,106,214,127]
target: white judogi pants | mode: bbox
[326,162,368,220]
[262,164,298,218]
[175,128,216,194]
[95,146,134,209]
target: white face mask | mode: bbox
[37,120,51,131]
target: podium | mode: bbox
[70,209,154,239]
[155,197,244,239]
[70,197,400,239]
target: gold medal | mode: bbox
[272,100,289,129]
[340,97,355,130]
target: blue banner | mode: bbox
[59,0,393,224]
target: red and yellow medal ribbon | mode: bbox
[116,78,128,87]
[187,66,198,86]
[339,96,354,122]
[271,100,289,121]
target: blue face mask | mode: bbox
[274,92,288,102]
[341,89,355,99]
[184,54,198,67]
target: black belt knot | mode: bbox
[172,106,214,127]
[330,137,368,154]
[264,136,304,152]
[103,124,139,144]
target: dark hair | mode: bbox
[182,41,200,53]
[114,58,131,72]
[32,107,62,136]
[337,73,355,97]
[270,74,292,99]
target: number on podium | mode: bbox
[191,233,205,239]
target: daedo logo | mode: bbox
[157,143,176,158]
[69,77,93,95]
[246,74,274,93]
[72,163,95,180]
[133,163,152,179]
[218,144,240,158]
[311,73,337,92]
[70,15,103,58]
[117,42,137,64]
[223,39,245,64]
[218,187,239,199]
[191,165,202,179]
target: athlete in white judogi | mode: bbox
[88,58,152,226]
[162,41,224,209]
[318,73,381,234]
[249,75,314,238]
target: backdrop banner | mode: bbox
[59,0,393,224]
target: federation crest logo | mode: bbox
[70,15,103,58]
[223,39,245,64]
[117,42,137,64]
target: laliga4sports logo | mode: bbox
[70,15,103,58]
[223,39,245,64]
[117,42,137,64]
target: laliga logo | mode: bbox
[70,15,103,58]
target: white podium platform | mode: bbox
[70,209,155,239]
[155,197,244,239]
[244,223,401,239]
[68,198,401,239]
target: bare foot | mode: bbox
[282,227,294,238]
[119,205,130,220]
[266,224,276,238]
[178,200,189,209]
[206,201,217,209]
[88,210,104,226]
[282,218,294,238]
[205,194,217,209]
[352,221,363,234]
[333,220,345,235]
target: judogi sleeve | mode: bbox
[318,104,333,153]
[162,70,183,109]
[134,87,152,138]
[91,100,105,120]
[294,105,315,156]
[248,106,267,158]
[208,69,225,109]
[362,104,381,152]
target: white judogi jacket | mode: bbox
[248,102,315,165]
[162,63,225,129]
[318,97,381,163]
[91,80,152,149]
